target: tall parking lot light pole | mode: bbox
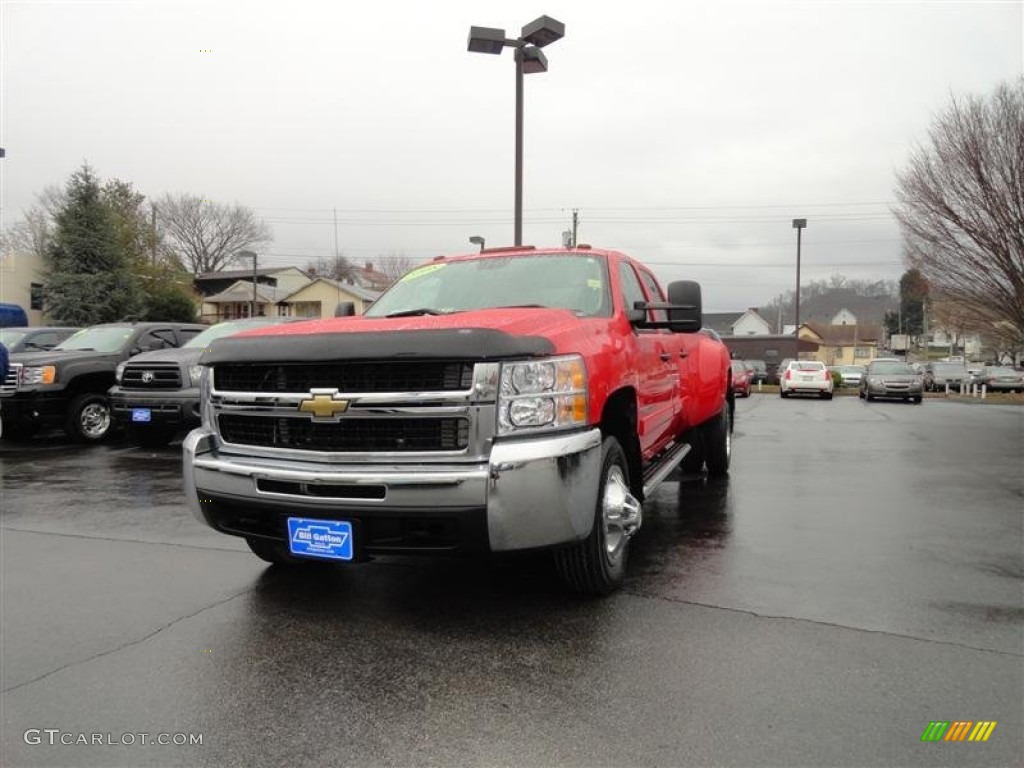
[792,219,807,334]
[468,16,565,246]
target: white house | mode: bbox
[732,308,773,335]
[831,308,857,326]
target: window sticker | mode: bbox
[401,263,446,282]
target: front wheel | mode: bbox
[66,393,113,442]
[554,436,640,596]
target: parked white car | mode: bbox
[780,360,834,400]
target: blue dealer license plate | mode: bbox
[131,408,152,423]
[287,517,354,561]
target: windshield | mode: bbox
[985,367,1017,376]
[870,362,915,375]
[184,319,286,348]
[841,366,865,373]
[364,254,611,318]
[933,363,967,374]
[55,326,134,353]
[792,362,825,371]
[0,329,28,347]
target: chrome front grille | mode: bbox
[218,414,470,452]
[122,364,183,389]
[207,360,500,458]
[213,361,474,394]
[1,363,21,396]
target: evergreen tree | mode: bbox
[43,165,144,324]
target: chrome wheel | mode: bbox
[602,465,641,565]
[79,403,110,438]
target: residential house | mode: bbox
[0,249,45,325]
[193,266,311,298]
[704,308,773,336]
[732,308,773,335]
[831,308,857,326]
[277,278,380,318]
[200,280,293,322]
[799,321,882,366]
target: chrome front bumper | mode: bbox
[183,426,603,552]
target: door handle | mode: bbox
[679,350,689,359]
[660,352,671,362]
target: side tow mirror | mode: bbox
[666,280,703,333]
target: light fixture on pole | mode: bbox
[468,15,565,247]
[236,250,258,318]
[792,219,807,334]
[469,235,486,252]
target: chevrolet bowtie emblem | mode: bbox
[298,392,350,419]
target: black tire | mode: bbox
[780,390,788,398]
[246,537,306,565]
[65,393,113,442]
[703,406,731,477]
[859,389,865,399]
[679,427,705,473]
[866,392,875,402]
[554,436,638,596]
[129,425,177,448]
[912,396,922,404]
[822,392,833,400]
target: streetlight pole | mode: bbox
[792,219,807,334]
[468,16,565,247]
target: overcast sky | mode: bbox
[2,0,1021,310]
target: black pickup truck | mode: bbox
[1,322,206,442]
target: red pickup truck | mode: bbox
[184,246,733,594]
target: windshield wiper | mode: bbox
[385,308,452,318]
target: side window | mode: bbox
[637,269,667,322]
[138,329,176,351]
[178,328,203,344]
[618,263,647,317]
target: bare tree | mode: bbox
[304,253,355,282]
[156,194,272,273]
[893,78,1024,336]
[374,252,416,281]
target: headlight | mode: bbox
[115,363,126,383]
[20,365,56,386]
[498,356,587,435]
[188,365,204,387]
[868,377,882,386]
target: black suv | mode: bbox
[2,322,206,442]
[109,317,299,447]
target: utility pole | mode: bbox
[571,208,579,247]
[792,219,807,334]
[251,253,258,317]
[333,207,340,260]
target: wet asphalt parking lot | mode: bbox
[1,394,1022,767]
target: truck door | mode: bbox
[619,262,680,457]
[636,266,696,433]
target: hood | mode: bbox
[123,347,202,366]
[239,308,587,340]
[201,308,607,365]
[9,349,119,366]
